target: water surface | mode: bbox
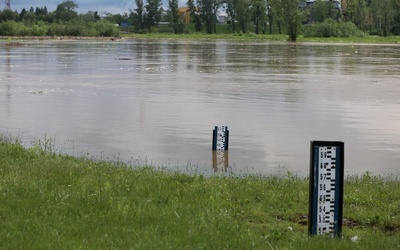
[1,39,400,176]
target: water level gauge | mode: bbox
[309,141,344,237]
[212,126,229,151]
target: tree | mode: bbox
[35,6,48,16]
[169,0,183,33]
[187,0,197,22]
[268,0,283,34]
[342,0,369,31]
[132,0,146,30]
[225,0,239,32]
[22,11,36,23]
[252,0,268,34]
[104,13,130,25]
[371,0,397,36]
[196,0,222,33]
[311,0,329,23]
[391,0,400,35]
[55,0,79,22]
[281,0,304,41]
[169,0,179,23]
[198,0,215,33]
[19,8,27,21]
[187,0,203,32]
[236,0,252,33]
[145,0,162,30]
[0,9,18,22]
[80,11,101,22]
[212,0,224,33]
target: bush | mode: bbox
[302,19,365,38]
[90,20,120,36]
[172,23,185,34]
[0,19,119,37]
[0,21,33,36]
[157,25,174,33]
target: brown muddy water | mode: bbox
[1,39,400,176]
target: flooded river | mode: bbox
[1,39,400,176]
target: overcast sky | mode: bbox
[8,0,182,15]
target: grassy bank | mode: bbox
[122,32,400,44]
[0,139,399,249]
[2,32,400,44]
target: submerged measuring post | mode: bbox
[309,141,344,237]
[212,126,229,151]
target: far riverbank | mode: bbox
[1,34,400,44]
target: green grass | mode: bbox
[122,26,400,44]
[0,138,400,249]
[124,32,400,44]
[122,32,291,41]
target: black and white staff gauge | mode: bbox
[212,126,229,171]
[308,141,344,237]
[212,126,229,151]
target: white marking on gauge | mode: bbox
[212,126,229,151]
[316,146,336,235]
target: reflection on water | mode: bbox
[212,151,229,173]
[1,40,400,177]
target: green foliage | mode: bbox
[0,0,119,37]
[0,19,119,37]
[302,19,366,38]
[281,0,305,41]
[90,20,120,37]
[55,0,79,21]
[157,24,175,33]
[22,11,36,23]
[145,0,163,30]
[0,9,19,22]
[311,0,329,22]
[2,0,400,38]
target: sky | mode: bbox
[7,0,184,15]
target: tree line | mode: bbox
[0,0,119,37]
[129,0,400,40]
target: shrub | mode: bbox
[157,25,174,33]
[302,19,365,38]
[91,20,120,37]
[0,19,119,37]
[172,23,185,34]
[0,21,33,36]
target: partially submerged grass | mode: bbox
[0,138,399,249]
[2,33,399,44]
[122,33,400,44]
[122,32,291,42]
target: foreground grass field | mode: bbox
[0,138,399,249]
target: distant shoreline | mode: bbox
[0,36,123,41]
[1,34,400,45]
